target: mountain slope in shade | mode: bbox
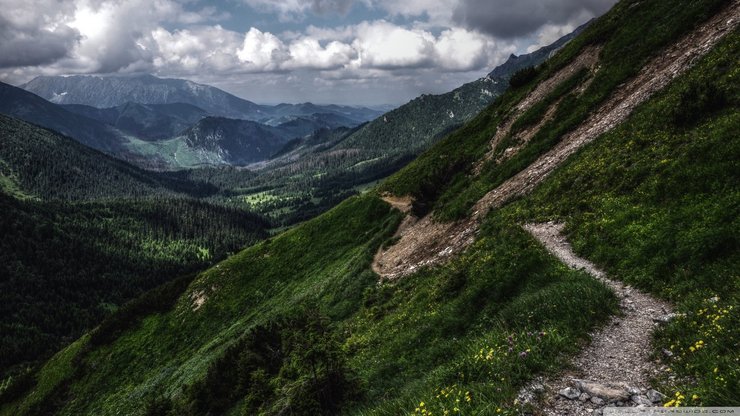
[22,74,267,120]
[0,82,127,153]
[0,114,214,199]
[182,117,290,165]
[61,102,208,141]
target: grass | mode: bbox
[344,214,617,414]
[1,1,736,414]
[0,189,621,416]
[380,0,728,222]
[507,29,740,406]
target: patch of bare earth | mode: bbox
[521,222,674,415]
[373,2,740,280]
[473,46,602,174]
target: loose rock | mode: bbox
[576,380,630,403]
[560,387,582,400]
[646,389,666,403]
[590,397,605,406]
[632,395,654,406]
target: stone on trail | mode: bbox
[575,380,630,402]
[559,387,581,400]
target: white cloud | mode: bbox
[353,21,436,69]
[150,26,243,73]
[434,28,490,71]
[285,38,356,70]
[151,20,504,76]
[237,27,289,71]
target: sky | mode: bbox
[0,0,617,106]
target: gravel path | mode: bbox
[523,222,674,415]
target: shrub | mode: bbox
[509,66,539,89]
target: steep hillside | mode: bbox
[182,117,289,165]
[61,102,208,141]
[0,193,268,384]
[1,1,737,415]
[0,114,270,380]
[0,82,127,154]
[0,114,216,200]
[229,29,586,227]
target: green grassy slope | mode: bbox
[0,193,268,382]
[0,114,215,200]
[380,0,729,219]
[1,0,737,414]
[0,194,620,416]
[509,31,740,404]
[0,115,270,381]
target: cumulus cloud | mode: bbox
[285,38,357,70]
[237,28,289,71]
[149,26,243,73]
[0,0,235,76]
[150,20,504,76]
[352,21,436,69]
[1,0,603,104]
[453,0,616,38]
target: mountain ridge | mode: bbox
[21,74,383,124]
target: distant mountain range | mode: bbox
[0,79,383,169]
[22,74,383,125]
[258,21,590,177]
[1,23,586,174]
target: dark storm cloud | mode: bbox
[0,16,79,68]
[452,0,616,38]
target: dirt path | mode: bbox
[373,2,740,280]
[522,222,674,414]
[379,195,413,213]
